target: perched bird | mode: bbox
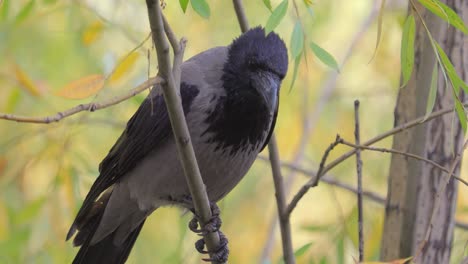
[67,27,288,263]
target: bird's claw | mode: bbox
[189,202,229,262]
[195,231,229,263]
[188,202,222,235]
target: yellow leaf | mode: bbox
[13,63,41,96]
[109,51,140,83]
[82,20,104,45]
[55,74,104,99]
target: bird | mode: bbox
[66,26,288,264]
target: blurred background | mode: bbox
[0,0,467,263]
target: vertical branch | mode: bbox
[268,135,295,264]
[231,0,294,262]
[145,1,222,263]
[354,100,364,262]
[233,0,249,33]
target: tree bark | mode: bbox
[381,1,467,263]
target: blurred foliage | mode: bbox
[0,0,467,263]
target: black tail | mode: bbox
[68,190,145,264]
[72,220,145,264]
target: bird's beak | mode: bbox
[257,72,279,109]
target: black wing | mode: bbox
[259,89,279,152]
[67,83,199,239]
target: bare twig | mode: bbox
[230,0,295,262]
[287,102,468,216]
[260,156,468,231]
[260,3,380,259]
[268,136,295,264]
[161,13,186,85]
[286,135,341,216]
[232,0,249,33]
[145,1,222,263]
[0,77,162,124]
[416,139,468,259]
[339,140,468,186]
[354,100,364,262]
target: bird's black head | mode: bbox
[204,27,288,155]
[222,27,288,108]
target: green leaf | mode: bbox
[455,100,467,134]
[400,14,415,88]
[418,0,468,35]
[336,237,344,264]
[14,0,35,24]
[191,0,210,19]
[179,0,189,12]
[294,242,313,257]
[460,81,468,94]
[263,0,273,12]
[370,0,386,61]
[435,42,461,93]
[310,42,339,71]
[265,0,288,35]
[6,89,22,112]
[290,21,304,58]
[424,63,438,121]
[319,256,328,264]
[1,0,10,21]
[289,54,301,91]
[301,224,329,232]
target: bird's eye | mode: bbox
[247,60,262,70]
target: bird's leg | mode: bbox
[188,202,222,234]
[183,198,229,262]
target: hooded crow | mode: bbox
[67,27,288,263]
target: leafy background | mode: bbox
[0,0,467,263]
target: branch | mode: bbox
[0,77,162,124]
[231,0,295,263]
[145,1,222,263]
[268,136,295,264]
[287,102,468,216]
[285,136,341,216]
[161,13,186,84]
[232,0,249,33]
[339,140,468,187]
[263,157,468,231]
[260,3,380,259]
[354,101,364,262]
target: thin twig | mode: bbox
[161,13,186,85]
[260,3,380,259]
[231,0,295,262]
[416,139,468,259]
[287,102,468,216]
[268,136,295,264]
[232,0,249,33]
[339,140,468,186]
[0,77,162,124]
[354,100,364,262]
[286,135,342,216]
[261,157,468,231]
[145,1,222,263]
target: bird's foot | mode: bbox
[188,202,222,234]
[195,231,229,263]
